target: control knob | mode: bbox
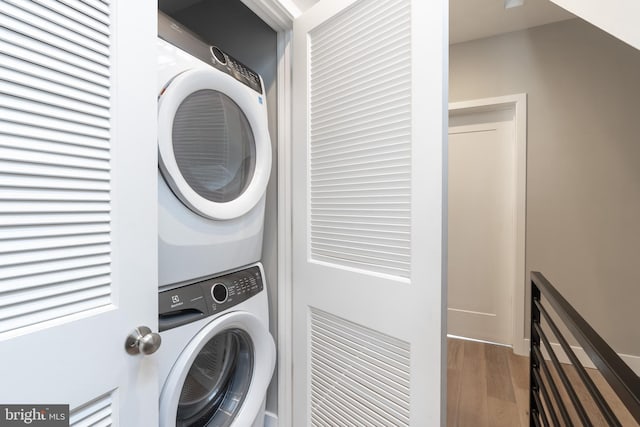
[210,46,227,65]
[211,283,228,304]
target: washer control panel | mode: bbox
[211,283,228,304]
[159,265,264,331]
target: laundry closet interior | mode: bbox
[157,0,280,424]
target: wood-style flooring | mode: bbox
[446,338,639,427]
[447,338,529,427]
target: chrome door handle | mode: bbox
[125,326,161,355]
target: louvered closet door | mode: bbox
[292,0,447,425]
[0,1,157,424]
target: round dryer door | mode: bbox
[158,68,271,220]
[160,312,276,427]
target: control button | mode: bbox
[211,283,228,304]
[210,46,227,65]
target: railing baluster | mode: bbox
[531,413,542,427]
[533,346,573,426]
[533,368,561,426]
[535,300,621,426]
[534,322,592,426]
[532,385,551,427]
[530,282,541,427]
[529,272,640,427]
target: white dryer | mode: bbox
[157,12,272,287]
[158,263,275,427]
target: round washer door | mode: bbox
[158,68,271,220]
[160,311,275,427]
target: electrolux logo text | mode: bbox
[0,405,68,426]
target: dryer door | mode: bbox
[160,311,275,427]
[158,68,271,220]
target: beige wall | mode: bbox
[450,19,640,356]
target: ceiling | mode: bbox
[159,0,575,44]
[450,0,575,44]
[285,0,576,44]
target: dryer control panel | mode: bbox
[158,11,264,95]
[158,266,264,331]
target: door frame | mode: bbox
[448,94,528,355]
[275,26,295,427]
[238,1,296,425]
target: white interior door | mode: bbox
[0,1,158,424]
[292,0,447,425]
[447,108,516,345]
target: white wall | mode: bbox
[549,0,640,50]
[450,19,640,357]
[164,0,280,415]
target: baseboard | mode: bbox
[447,333,512,348]
[264,411,278,427]
[524,338,640,376]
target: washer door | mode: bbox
[158,68,271,220]
[160,312,275,427]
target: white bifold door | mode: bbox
[0,1,158,424]
[292,0,448,425]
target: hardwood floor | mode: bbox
[446,338,639,427]
[447,338,529,427]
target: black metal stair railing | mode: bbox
[529,272,640,426]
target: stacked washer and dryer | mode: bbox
[156,11,275,427]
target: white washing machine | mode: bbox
[157,12,272,288]
[158,263,275,427]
